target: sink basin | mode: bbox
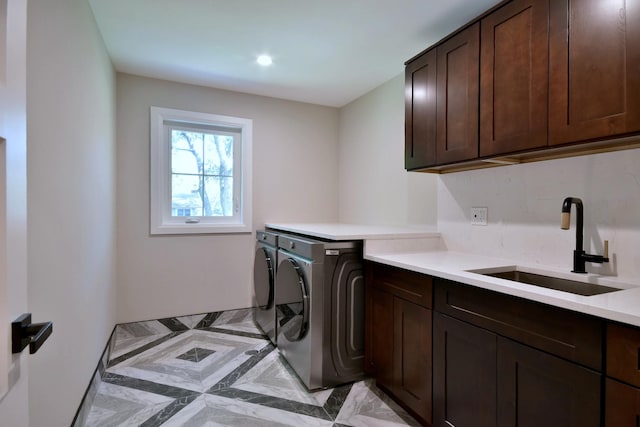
[482,270,621,296]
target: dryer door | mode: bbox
[253,247,274,310]
[276,258,309,342]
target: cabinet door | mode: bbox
[549,0,640,145]
[364,287,393,389]
[497,337,601,427]
[607,323,640,387]
[606,378,640,426]
[393,297,432,424]
[436,24,480,165]
[480,0,549,156]
[433,313,497,427]
[405,49,437,170]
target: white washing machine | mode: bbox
[275,234,365,390]
[253,230,278,344]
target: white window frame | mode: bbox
[150,106,252,235]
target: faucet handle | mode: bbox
[604,240,609,258]
[561,212,571,230]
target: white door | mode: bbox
[0,0,29,426]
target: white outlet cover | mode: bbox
[471,207,488,226]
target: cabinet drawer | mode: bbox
[366,262,432,309]
[607,323,640,387]
[434,279,602,370]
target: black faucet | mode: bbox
[561,197,609,273]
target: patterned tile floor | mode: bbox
[82,308,421,426]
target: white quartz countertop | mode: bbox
[365,243,640,328]
[265,222,439,240]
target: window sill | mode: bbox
[150,222,252,235]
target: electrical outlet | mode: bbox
[471,207,488,226]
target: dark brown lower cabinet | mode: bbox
[434,312,601,427]
[606,378,640,426]
[364,286,394,388]
[605,322,640,425]
[365,288,432,424]
[392,298,432,423]
[364,262,432,425]
[366,265,607,427]
[433,313,497,427]
[498,337,601,427]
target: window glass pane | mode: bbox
[171,130,235,218]
[204,176,233,216]
[204,134,233,176]
[171,130,203,175]
[171,174,203,216]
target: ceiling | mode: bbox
[88,0,501,107]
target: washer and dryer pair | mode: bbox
[252,230,365,390]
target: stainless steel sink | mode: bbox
[483,270,621,296]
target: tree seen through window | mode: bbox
[170,129,234,217]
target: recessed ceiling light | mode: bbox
[256,54,273,67]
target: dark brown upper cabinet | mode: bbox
[405,0,640,173]
[480,0,550,157]
[436,23,480,165]
[549,0,640,146]
[405,49,437,169]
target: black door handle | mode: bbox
[12,313,53,354]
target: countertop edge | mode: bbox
[264,222,440,241]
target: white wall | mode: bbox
[26,0,117,425]
[438,147,640,280]
[116,74,339,323]
[338,74,437,226]
[0,0,28,425]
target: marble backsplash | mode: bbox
[437,147,640,282]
